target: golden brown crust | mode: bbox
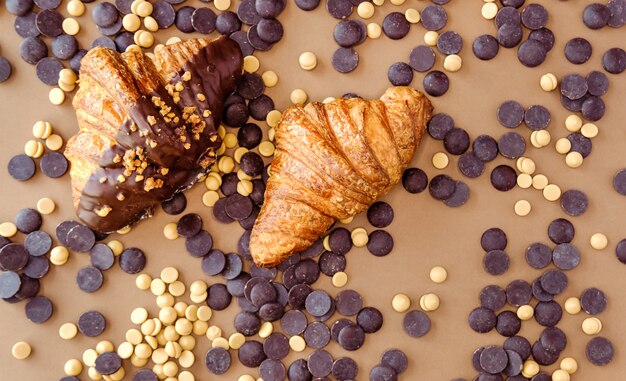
[250,86,433,267]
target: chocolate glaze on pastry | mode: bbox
[65,36,243,232]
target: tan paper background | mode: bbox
[1,0,625,379]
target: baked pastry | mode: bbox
[250,86,433,267]
[65,36,243,232]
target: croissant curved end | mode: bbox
[250,86,433,267]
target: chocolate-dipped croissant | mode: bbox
[250,86,433,267]
[65,36,243,232]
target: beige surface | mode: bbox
[1,1,626,380]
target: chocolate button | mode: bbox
[504,336,532,360]
[479,346,508,374]
[306,290,332,317]
[525,243,552,269]
[8,154,36,181]
[560,189,588,216]
[483,250,510,276]
[308,349,333,378]
[19,36,48,65]
[67,224,95,252]
[490,165,516,191]
[151,0,175,28]
[289,359,313,381]
[534,301,562,327]
[532,277,554,302]
[357,306,383,333]
[259,359,286,381]
[370,365,397,381]
[334,19,364,48]
[263,332,289,359]
[423,70,449,97]
[280,310,308,336]
[332,357,358,380]
[473,135,499,162]
[387,62,413,86]
[337,323,365,350]
[444,127,470,155]
[207,283,232,311]
[547,218,574,244]
[206,347,231,374]
[567,132,592,158]
[552,243,580,270]
[497,23,523,48]
[25,295,53,323]
[77,266,104,293]
[248,95,274,121]
[429,174,456,200]
[382,12,410,40]
[473,34,499,60]
[92,2,118,27]
[518,39,547,67]
[90,243,115,271]
[403,309,431,337]
[521,3,548,30]
[580,287,607,315]
[506,279,532,306]
[497,100,525,128]
[6,0,34,16]
[35,9,63,36]
[468,307,496,333]
[402,167,428,194]
[216,10,241,35]
[565,37,593,64]
[35,57,63,86]
[24,256,50,279]
[304,321,331,349]
[238,340,266,368]
[0,271,21,299]
[326,0,352,19]
[409,45,436,72]
[496,310,521,337]
[0,243,30,271]
[427,113,454,140]
[531,340,559,366]
[177,213,203,238]
[332,47,359,73]
[40,152,68,178]
[529,28,555,51]
[540,269,568,295]
[119,248,145,274]
[539,326,567,354]
[498,132,526,159]
[583,3,611,29]
[367,230,393,256]
[133,370,158,381]
[421,4,447,30]
[319,251,346,276]
[95,352,121,375]
[586,337,614,366]
[480,285,506,311]
[602,47,626,74]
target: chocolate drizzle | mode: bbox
[75,36,243,232]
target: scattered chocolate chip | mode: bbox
[564,37,593,64]
[119,247,146,274]
[586,337,614,365]
[409,45,436,72]
[423,70,449,97]
[404,309,431,337]
[25,295,53,323]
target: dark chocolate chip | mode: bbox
[560,189,588,216]
[480,285,506,311]
[256,18,283,44]
[480,346,508,374]
[6,0,34,16]
[473,34,499,60]
[370,365,397,381]
[444,128,470,155]
[35,9,63,36]
[175,6,195,32]
[25,295,53,323]
[586,337,614,366]
[90,243,115,271]
[498,132,526,159]
[521,3,547,30]
[367,230,393,257]
[531,340,560,365]
[308,349,333,378]
[443,181,470,207]
[497,23,523,48]
[437,31,462,55]
[404,309,431,337]
[207,283,232,311]
[337,323,365,350]
[24,231,52,257]
[387,62,413,86]
[289,359,313,381]
[332,47,359,73]
[67,224,95,252]
[534,301,562,327]
[15,208,42,234]
[77,266,104,293]
[357,306,383,333]
[528,28,554,51]
[427,113,454,140]
[0,271,21,299]
[19,36,48,65]
[409,45,436,72]
[402,167,428,194]
[280,309,308,336]
[238,123,263,149]
[421,4,447,30]
[580,287,607,315]
[382,12,410,40]
[429,174,456,200]
[161,192,187,215]
[95,352,121,375]
[423,70,449,97]
[490,165,516,191]
[469,307,496,333]
[304,321,331,349]
[496,310,521,337]
[602,47,626,74]
[326,0,352,19]
[119,247,146,274]
[518,39,547,67]
[495,6,521,28]
[40,152,68,178]
[206,347,231,374]
[564,37,593,64]
[583,3,611,29]
[332,356,358,380]
[497,100,525,128]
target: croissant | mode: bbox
[65,36,243,232]
[250,86,433,267]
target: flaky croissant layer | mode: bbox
[250,86,433,267]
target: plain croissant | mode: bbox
[250,86,433,267]
[65,36,242,232]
